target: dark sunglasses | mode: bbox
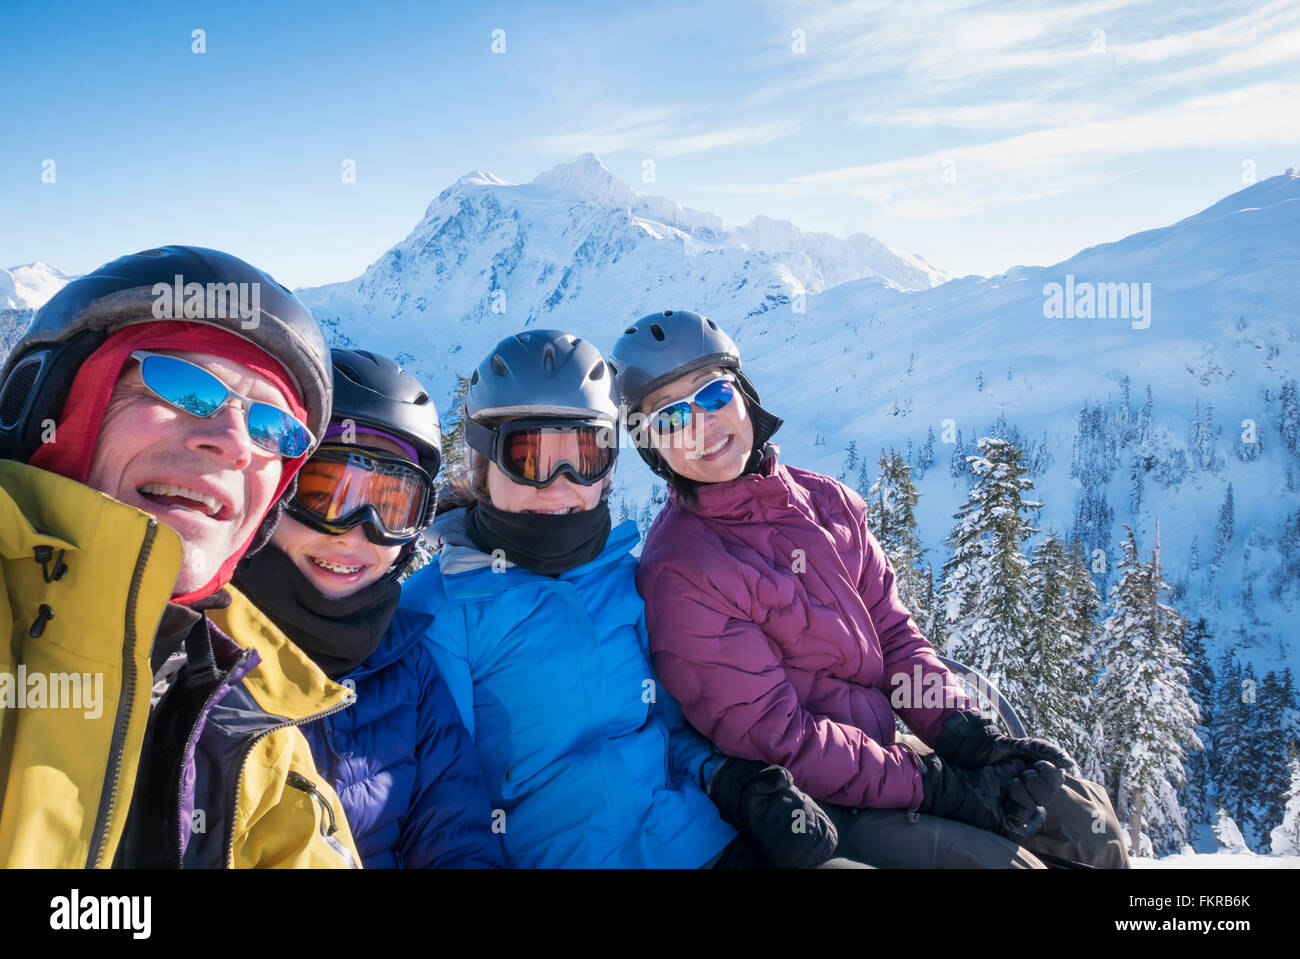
[645,375,736,435]
[286,444,433,546]
[129,350,314,458]
[465,416,617,488]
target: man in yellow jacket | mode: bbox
[0,246,361,868]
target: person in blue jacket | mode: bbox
[392,330,858,868]
[228,349,502,868]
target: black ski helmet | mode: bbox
[328,349,442,480]
[466,330,618,425]
[608,309,768,479]
[0,245,332,462]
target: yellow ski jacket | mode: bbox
[0,459,360,868]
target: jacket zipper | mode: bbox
[285,770,361,869]
[222,693,358,868]
[87,520,158,868]
[174,647,257,865]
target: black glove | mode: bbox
[915,751,1064,842]
[933,710,1076,772]
[707,759,838,869]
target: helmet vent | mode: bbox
[706,317,718,330]
[542,344,556,372]
[663,310,674,317]
[650,323,665,341]
[625,326,637,335]
[470,369,480,385]
[589,360,606,381]
[491,355,508,377]
[414,391,429,405]
[0,355,42,430]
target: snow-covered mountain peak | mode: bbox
[531,153,639,209]
[456,170,510,188]
[0,261,74,311]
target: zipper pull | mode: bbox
[29,604,55,638]
[33,545,68,583]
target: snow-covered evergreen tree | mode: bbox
[948,429,969,479]
[439,373,473,475]
[1269,760,1300,856]
[1213,482,1235,565]
[1210,651,1256,839]
[867,449,928,627]
[938,437,1041,706]
[1065,537,1107,782]
[1213,808,1251,854]
[916,427,936,479]
[841,439,859,482]
[1178,618,1216,827]
[1096,525,1201,856]
[1257,669,1299,848]
[1025,533,1099,769]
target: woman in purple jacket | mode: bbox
[610,310,1129,869]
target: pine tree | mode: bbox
[1213,483,1235,565]
[867,450,928,627]
[938,438,1041,706]
[1278,378,1299,455]
[976,371,984,392]
[1137,385,1154,446]
[1118,375,1134,446]
[841,440,859,482]
[439,373,473,476]
[1178,618,1216,826]
[1257,671,1300,849]
[920,427,936,475]
[1065,538,1107,782]
[1025,533,1099,767]
[949,429,969,478]
[1096,525,1200,855]
[1269,760,1300,855]
[856,456,871,500]
[1211,651,1254,840]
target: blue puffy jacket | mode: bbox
[300,617,504,869]
[391,509,737,868]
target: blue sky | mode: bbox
[2,0,1297,287]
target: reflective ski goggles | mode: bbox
[465,417,617,488]
[129,350,314,458]
[287,444,434,546]
[644,374,737,435]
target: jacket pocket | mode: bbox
[285,770,360,869]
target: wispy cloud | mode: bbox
[531,109,798,159]
[791,81,1300,217]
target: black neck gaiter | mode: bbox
[464,499,612,577]
[232,544,400,680]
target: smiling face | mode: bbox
[270,434,408,599]
[85,350,292,596]
[641,365,754,484]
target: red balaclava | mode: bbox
[28,321,311,605]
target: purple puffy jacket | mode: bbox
[636,447,974,810]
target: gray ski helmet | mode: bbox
[330,349,442,479]
[609,309,761,412]
[466,330,618,424]
[608,310,764,477]
[0,245,332,462]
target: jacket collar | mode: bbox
[208,586,356,721]
[429,505,639,599]
[676,443,795,522]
